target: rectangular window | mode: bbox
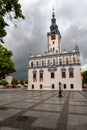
[33,73,37,82]
[62,72,66,78]
[33,73,36,79]
[64,84,66,89]
[69,71,74,78]
[70,84,74,89]
[52,84,55,89]
[40,73,43,79]
[39,73,43,82]
[31,62,33,67]
[51,72,55,78]
[40,84,42,89]
[32,85,34,89]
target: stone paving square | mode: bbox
[67,114,87,130]
[24,110,59,118]
[69,100,87,106]
[5,102,34,109]
[0,127,19,130]
[34,103,63,112]
[0,89,87,130]
[69,105,87,114]
[0,109,21,121]
[32,116,60,129]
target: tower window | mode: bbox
[53,41,54,44]
[51,35,56,40]
[51,72,55,78]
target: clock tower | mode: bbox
[47,9,61,54]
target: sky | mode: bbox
[4,0,87,79]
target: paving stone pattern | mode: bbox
[0,89,87,130]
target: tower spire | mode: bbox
[52,7,55,18]
[50,8,58,33]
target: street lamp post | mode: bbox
[58,82,62,97]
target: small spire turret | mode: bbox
[74,44,79,52]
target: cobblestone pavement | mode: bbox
[0,89,87,130]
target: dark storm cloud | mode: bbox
[4,0,87,79]
[61,24,87,65]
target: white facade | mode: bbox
[28,10,82,91]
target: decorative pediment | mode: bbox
[39,70,44,73]
[32,70,37,73]
[61,68,66,72]
[48,66,57,72]
[68,67,74,71]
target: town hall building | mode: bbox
[28,10,82,91]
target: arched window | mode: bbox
[73,57,76,64]
[68,68,74,78]
[61,68,66,78]
[66,57,69,64]
[53,59,55,65]
[42,60,44,66]
[36,61,38,67]
[59,58,62,64]
[48,60,50,65]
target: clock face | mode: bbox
[51,35,56,40]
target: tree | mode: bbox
[82,71,87,85]
[1,79,8,86]
[12,78,18,85]
[0,44,16,79]
[25,80,28,84]
[0,0,25,42]
[20,80,24,85]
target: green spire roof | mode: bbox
[50,9,58,32]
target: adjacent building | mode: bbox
[28,10,82,91]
